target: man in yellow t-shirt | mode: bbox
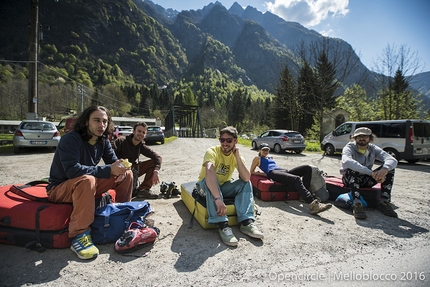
[197,126,263,247]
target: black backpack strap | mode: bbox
[9,181,50,202]
[188,197,197,229]
[24,205,48,252]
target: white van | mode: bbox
[321,119,430,163]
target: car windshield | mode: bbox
[148,127,161,132]
[21,122,55,130]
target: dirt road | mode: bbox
[0,138,429,286]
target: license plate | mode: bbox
[293,140,301,143]
[30,141,47,145]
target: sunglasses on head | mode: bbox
[219,138,234,143]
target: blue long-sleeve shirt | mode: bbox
[47,131,117,191]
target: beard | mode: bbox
[221,145,234,155]
[356,140,368,147]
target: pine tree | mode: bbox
[274,64,299,130]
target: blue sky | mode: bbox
[147,0,430,73]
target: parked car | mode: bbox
[56,117,77,136]
[320,119,430,163]
[145,126,164,144]
[110,125,133,141]
[252,129,305,154]
[13,120,61,154]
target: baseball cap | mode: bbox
[259,143,270,150]
[353,127,372,137]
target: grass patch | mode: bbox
[305,141,322,152]
[0,134,13,140]
[164,136,177,144]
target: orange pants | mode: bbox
[47,170,133,238]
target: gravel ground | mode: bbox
[0,137,429,287]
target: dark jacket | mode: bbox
[47,131,117,191]
[112,134,162,167]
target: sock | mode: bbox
[353,191,361,205]
[219,221,229,230]
[241,219,253,226]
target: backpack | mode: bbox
[309,165,329,202]
[91,201,152,244]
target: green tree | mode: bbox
[336,84,375,121]
[373,44,423,120]
[297,61,317,135]
[377,69,420,119]
[228,88,247,131]
[274,64,299,130]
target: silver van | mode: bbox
[321,119,430,163]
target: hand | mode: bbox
[232,146,240,157]
[372,169,388,183]
[111,160,127,177]
[152,170,160,186]
[215,200,227,216]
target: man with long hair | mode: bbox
[47,105,133,260]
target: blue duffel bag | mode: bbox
[91,201,152,244]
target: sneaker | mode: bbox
[219,227,238,247]
[137,189,158,199]
[353,203,367,219]
[70,231,99,260]
[377,201,398,218]
[240,222,264,239]
[309,199,332,215]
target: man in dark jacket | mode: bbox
[47,105,133,260]
[113,122,162,199]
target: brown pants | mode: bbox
[48,171,133,238]
[133,159,156,190]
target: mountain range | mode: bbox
[0,0,429,105]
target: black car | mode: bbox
[145,126,164,144]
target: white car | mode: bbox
[13,120,61,154]
[111,126,133,140]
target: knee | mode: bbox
[125,169,133,179]
[79,175,96,188]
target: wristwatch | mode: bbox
[213,197,221,202]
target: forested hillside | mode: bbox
[0,0,428,139]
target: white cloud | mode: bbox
[265,0,349,27]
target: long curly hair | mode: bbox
[73,105,114,141]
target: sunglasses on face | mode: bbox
[219,138,234,143]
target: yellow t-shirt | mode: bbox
[198,145,246,185]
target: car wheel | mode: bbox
[274,144,282,154]
[384,148,399,160]
[252,141,258,150]
[295,150,303,154]
[324,144,335,156]
[13,146,20,154]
